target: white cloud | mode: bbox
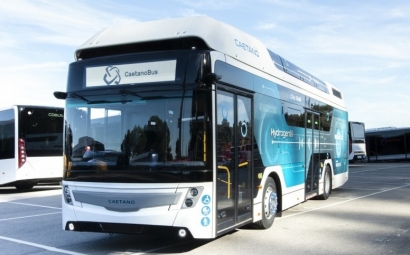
[256,22,277,31]
[176,0,240,10]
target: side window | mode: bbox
[308,97,333,132]
[0,109,15,159]
[237,96,252,162]
[217,91,234,163]
[320,112,332,132]
[284,104,304,128]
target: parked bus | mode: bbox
[348,121,367,162]
[0,105,64,189]
[365,127,410,162]
[54,16,349,239]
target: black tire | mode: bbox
[252,177,278,229]
[317,166,331,200]
[15,184,34,190]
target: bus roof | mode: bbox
[76,16,270,71]
[76,16,344,106]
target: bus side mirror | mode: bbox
[54,91,67,100]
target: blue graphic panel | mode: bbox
[253,78,349,187]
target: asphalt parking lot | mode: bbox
[1,162,409,255]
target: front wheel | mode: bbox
[252,177,278,229]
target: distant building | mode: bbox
[365,127,410,161]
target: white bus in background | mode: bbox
[0,105,64,189]
[55,16,349,239]
[348,121,367,162]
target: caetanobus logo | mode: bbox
[103,66,121,85]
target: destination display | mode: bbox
[85,60,177,87]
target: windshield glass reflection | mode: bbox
[64,89,211,175]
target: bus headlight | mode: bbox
[190,188,199,197]
[181,187,203,209]
[63,185,73,205]
[185,199,193,207]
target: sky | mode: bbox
[0,0,409,129]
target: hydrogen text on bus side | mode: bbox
[271,128,294,138]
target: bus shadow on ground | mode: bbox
[68,233,216,254]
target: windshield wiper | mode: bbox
[120,89,179,100]
[120,89,141,98]
[69,93,131,105]
[69,92,90,103]
[87,100,131,105]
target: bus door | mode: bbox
[305,111,320,198]
[216,90,253,233]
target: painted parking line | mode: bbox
[5,201,61,210]
[0,212,61,222]
[0,201,61,222]
[0,235,87,255]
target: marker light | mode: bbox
[18,139,27,168]
[63,186,70,194]
[68,223,75,231]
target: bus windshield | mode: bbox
[350,122,365,142]
[64,88,212,183]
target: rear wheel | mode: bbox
[252,177,277,229]
[317,166,331,200]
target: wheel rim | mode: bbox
[264,186,278,219]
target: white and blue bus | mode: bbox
[54,16,348,239]
[348,121,367,162]
[0,105,64,189]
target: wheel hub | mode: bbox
[265,187,278,218]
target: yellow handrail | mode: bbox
[217,161,249,199]
[217,165,231,198]
[239,161,248,167]
[203,131,206,161]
